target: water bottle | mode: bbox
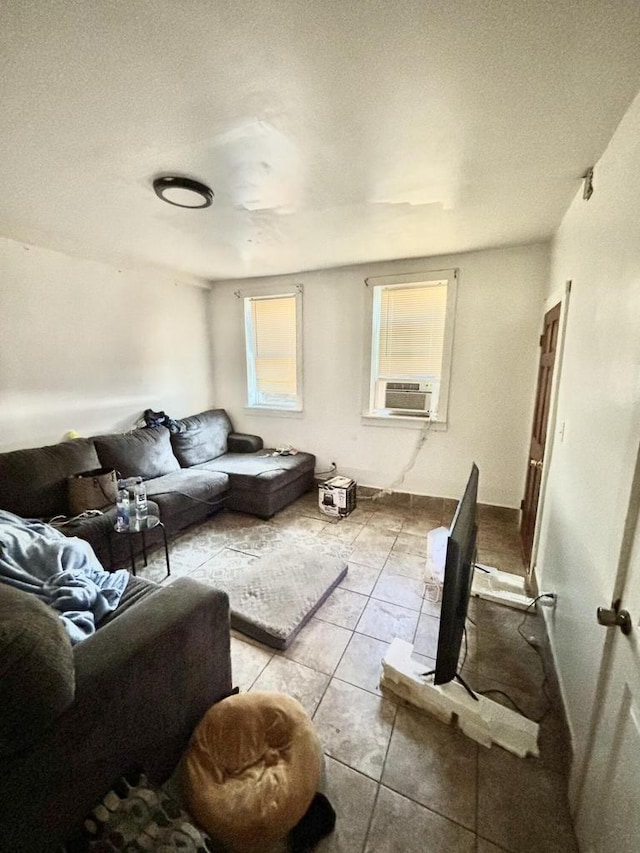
[115,488,130,531]
[134,476,148,526]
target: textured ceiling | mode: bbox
[2,1,640,281]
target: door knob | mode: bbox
[597,599,633,635]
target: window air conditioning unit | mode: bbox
[384,381,432,415]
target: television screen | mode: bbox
[433,463,479,686]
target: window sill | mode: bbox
[361,412,447,431]
[243,407,305,419]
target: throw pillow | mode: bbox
[0,583,75,758]
[64,769,229,853]
[94,428,180,480]
[170,410,233,467]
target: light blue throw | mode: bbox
[0,509,128,644]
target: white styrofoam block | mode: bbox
[472,564,536,611]
[381,638,539,758]
[426,525,448,583]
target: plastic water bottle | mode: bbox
[115,488,130,531]
[134,477,148,526]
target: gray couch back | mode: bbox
[0,439,100,518]
[170,409,233,467]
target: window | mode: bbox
[244,290,303,410]
[366,269,457,423]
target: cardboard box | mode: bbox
[318,476,357,518]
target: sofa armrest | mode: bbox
[227,432,264,453]
[74,578,230,697]
[0,578,232,852]
[73,577,231,780]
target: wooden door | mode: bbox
[521,302,561,566]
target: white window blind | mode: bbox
[244,292,302,409]
[377,282,448,380]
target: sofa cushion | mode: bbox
[144,469,229,519]
[0,583,76,758]
[94,428,180,480]
[170,409,234,467]
[195,451,315,495]
[0,438,100,519]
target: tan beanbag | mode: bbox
[182,691,323,852]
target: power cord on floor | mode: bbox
[462,593,556,724]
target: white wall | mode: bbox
[0,237,214,450]
[536,91,640,781]
[211,243,549,507]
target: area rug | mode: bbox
[207,546,348,649]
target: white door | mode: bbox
[573,447,640,853]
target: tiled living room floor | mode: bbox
[139,490,578,853]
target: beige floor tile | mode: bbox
[313,679,396,780]
[471,626,545,698]
[316,587,369,630]
[230,636,273,692]
[401,516,443,537]
[476,547,526,577]
[334,632,389,696]
[269,515,329,536]
[320,519,365,544]
[356,598,419,644]
[365,511,405,534]
[405,494,445,520]
[283,617,352,675]
[478,747,578,853]
[382,705,478,830]
[340,562,382,596]
[354,527,397,549]
[365,786,476,853]
[250,656,329,717]
[344,505,375,524]
[412,611,441,658]
[348,543,393,570]
[421,585,442,617]
[371,572,425,612]
[392,531,427,557]
[382,550,427,581]
[477,839,509,853]
[316,757,378,853]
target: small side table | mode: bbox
[113,515,171,579]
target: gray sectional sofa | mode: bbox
[0,408,317,850]
[0,408,316,569]
[0,575,232,852]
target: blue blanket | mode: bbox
[0,510,128,644]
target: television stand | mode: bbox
[381,638,539,758]
[426,527,536,610]
[421,669,479,702]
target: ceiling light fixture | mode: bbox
[153,176,214,208]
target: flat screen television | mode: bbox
[429,463,479,695]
